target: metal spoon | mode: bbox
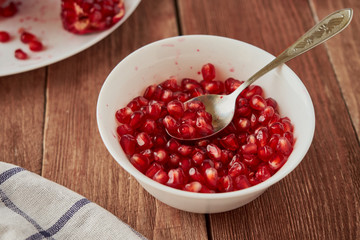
[167,8,353,141]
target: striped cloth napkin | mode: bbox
[0,162,147,240]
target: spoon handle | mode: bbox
[234,8,353,95]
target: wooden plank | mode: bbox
[41,1,207,239]
[310,0,360,140]
[178,0,360,239]
[0,70,45,174]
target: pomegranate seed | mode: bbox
[161,89,173,103]
[127,100,141,111]
[266,97,278,110]
[258,145,274,161]
[153,148,168,164]
[1,2,18,17]
[167,100,185,119]
[192,151,205,165]
[195,117,214,136]
[160,78,178,90]
[276,137,293,156]
[173,91,190,102]
[140,149,153,161]
[220,149,232,164]
[242,85,263,99]
[241,143,258,155]
[220,134,239,151]
[152,169,169,184]
[167,168,186,188]
[201,63,216,81]
[130,153,149,173]
[29,40,43,51]
[189,167,205,183]
[169,153,181,167]
[181,78,201,91]
[177,124,196,139]
[250,95,267,111]
[281,119,294,133]
[184,181,203,192]
[218,175,234,192]
[269,122,285,135]
[186,100,205,112]
[255,127,269,147]
[153,134,167,147]
[120,134,136,156]
[14,49,27,60]
[140,119,156,134]
[228,162,247,178]
[236,98,251,116]
[152,85,164,100]
[268,113,281,125]
[200,159,215,174]
[258,106,275,124]
[204,167,218,189]
[129,111,145,128]
[136,132,153,150]
[237,133,248,145]
[179,158,192,173]
[201,80,223,94]
[268,154,286,171]
[268,134,280,149]
[234,175,252,190]
[229,154,242,167]
[146,163,163,178]
[115,107,133,124]
[143,85,156,99]
[243,155,260,168]
[163,115,179,133]
[284,132,294,145]
[116,124,133,136]
[197,139,210,148]
[255,165,272,182]
[247,134,257,144]
[225,78,242,93]
[235,118,250,132]
[0,31,10,42]
[178,145,193,156]
[206,143,222,161]
[250,113,258,129]
[20,31,37,43]
[190,87,205,98]
[166,139,180,152]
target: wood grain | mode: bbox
[41,1,207,239]
[310,0,360,141]
[0,70,45,174]
[178,0,360,239]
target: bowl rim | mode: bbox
[97,34,316,200]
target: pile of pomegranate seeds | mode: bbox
[61,0,126,34]
[115,63,295,193]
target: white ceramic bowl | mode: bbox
[97,35,315,213]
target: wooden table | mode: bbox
[1,0,359,239]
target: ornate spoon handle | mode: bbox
[237,8,353,92]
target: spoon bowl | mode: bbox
[166,8,352,141]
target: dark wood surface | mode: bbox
[1,0,359,239]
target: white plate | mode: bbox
[0,0,141,77]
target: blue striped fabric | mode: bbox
[0,163,147,240]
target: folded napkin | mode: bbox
[0,162,147,240]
